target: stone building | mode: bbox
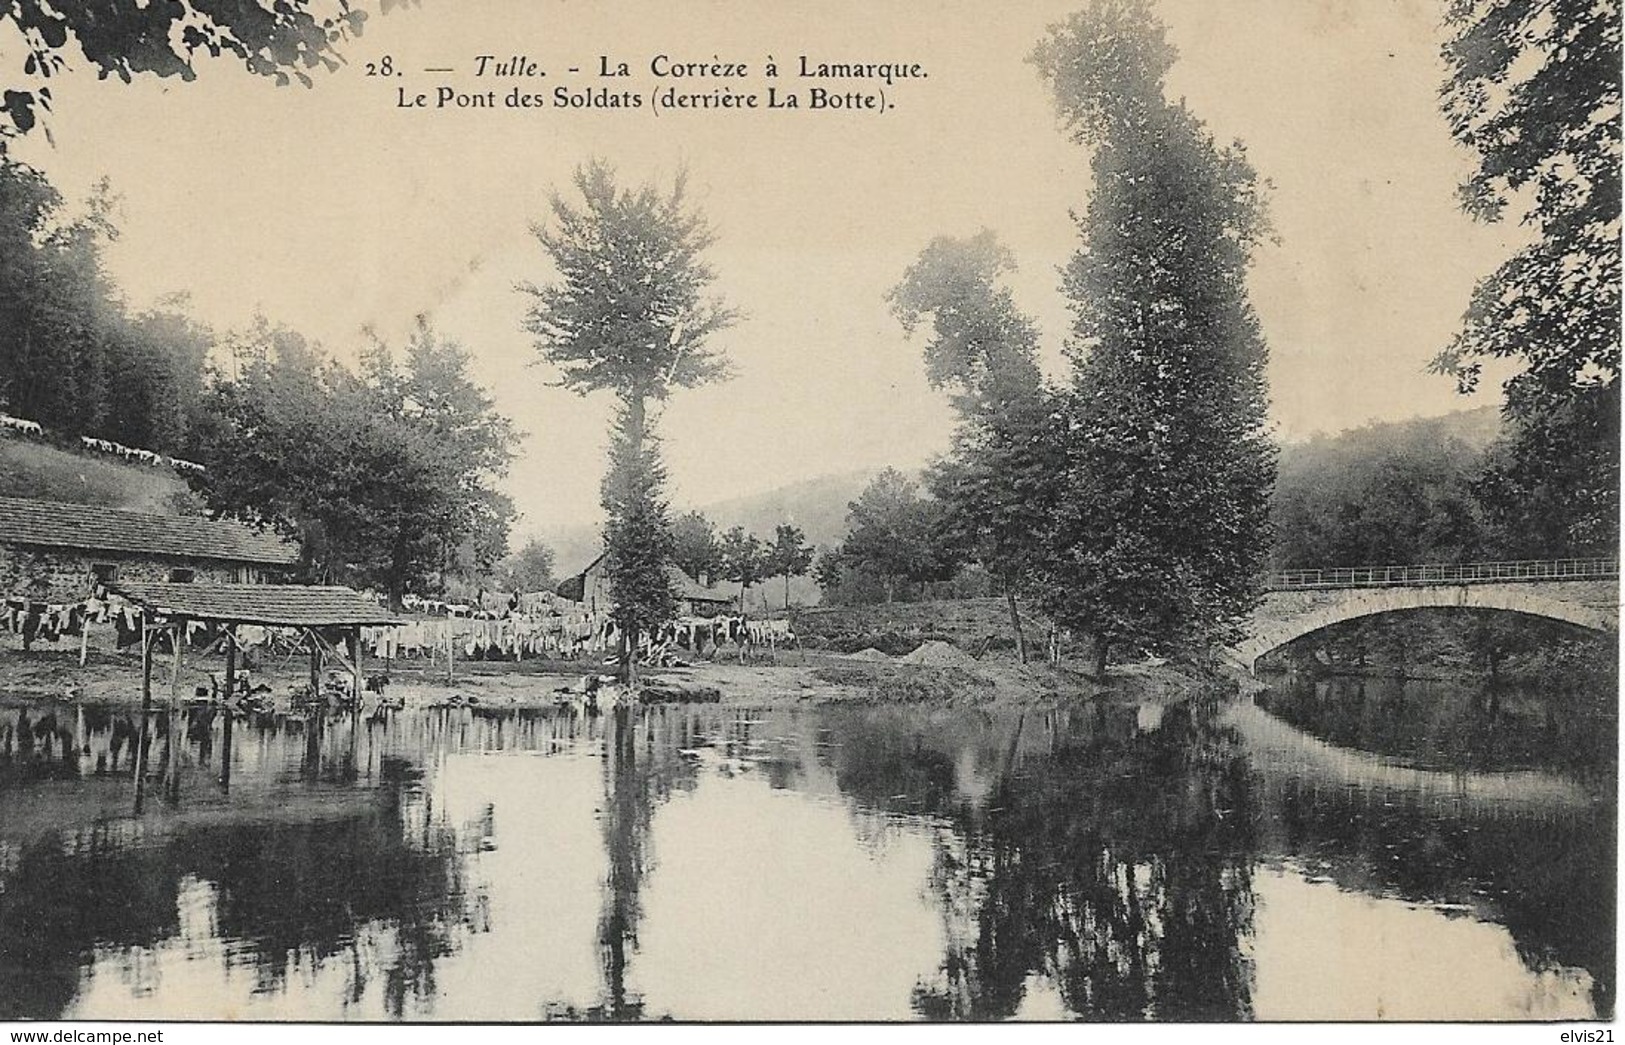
[0,496,299,604]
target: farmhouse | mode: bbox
[0,496,299,604]
[557,553,734,616]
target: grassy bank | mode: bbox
[0,437,193,513]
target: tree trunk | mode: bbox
[621,625,637,687]
[1093,632,1109,679]
[1004,582,1027,664]
[387,577,404,614]
[626,393,647,451]
[884,576,895,604]
[784,574,791,611]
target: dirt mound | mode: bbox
[845,647,892,661]
[898,640,977,666]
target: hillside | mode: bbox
[0,438,195,513]
[1277,404,1502,471]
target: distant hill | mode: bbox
[685,468,886,551]
[1275,405,1502,496]
[0,438,196,513]
[1280,405,1502,462]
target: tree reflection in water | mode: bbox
[821,696,1260,1021]
[583,706,704,1022]
[0,756,474,1020]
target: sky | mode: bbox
[7,0,1524,540]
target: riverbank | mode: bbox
[0,644,1212,712]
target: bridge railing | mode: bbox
[1266,558,1620,591]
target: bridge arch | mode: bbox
[1234,583,1618,672]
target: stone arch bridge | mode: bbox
[1233,559,1619,673]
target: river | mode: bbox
[0,676,1613,1021]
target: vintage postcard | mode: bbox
[0,0,1617,1030]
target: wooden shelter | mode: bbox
[110,581,398,806]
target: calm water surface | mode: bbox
[0,676,1613,1021]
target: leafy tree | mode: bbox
[890,230,1061,661]
[670,510,723,585]
[0,159,116,434]
[0,159,210,452]
[764,523,815,610]
[187,318,518,608]
[522,161,736,677]
[1270,419,1490,570]
[840,468,951,604]
[103,298,212,452]
[599,414,676,682]
[1032,0,1277,676]
[1,0,387,145]
[1430,0,1621,556]
[812,545,844,599]
[501,538,557,594]
[810,544,890,607]
[521,160,737,445]
[718,526,764,610]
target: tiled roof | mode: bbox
[664,564,733,604]
[0,497,298,565]
[113,581,398,626]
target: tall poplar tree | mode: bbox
[1031,0,1276,675]
[522,161,736,680]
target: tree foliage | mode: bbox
[890,230,1062,658]
[718,525,764,606]
[1270,418,1490,570]
[764,523,815,610]
[670,510,723,584]
[599,410,677,678]
[500,539,558,595]
[188,318,518,606]
[838,468,952,604]
[1430,0,1621,555]
[522,160,737,424]
[0,157,209,452]
[1,0,389,144]
[1032,0,1277,670]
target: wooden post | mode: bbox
[309,629,326,778]
[166,621,184,800]
[72,702,85,776]
[78,616,90,667]
[133,625,153,813]
[349,627,364,720]
[309,629,322,702]
[221,626,236,793]
[446,626,455,684]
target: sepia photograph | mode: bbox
[0,0,1617,1028]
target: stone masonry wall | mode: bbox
[0,544,270,605]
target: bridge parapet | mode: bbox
[1235,570,1619,674]
[1268,558,1617,591]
